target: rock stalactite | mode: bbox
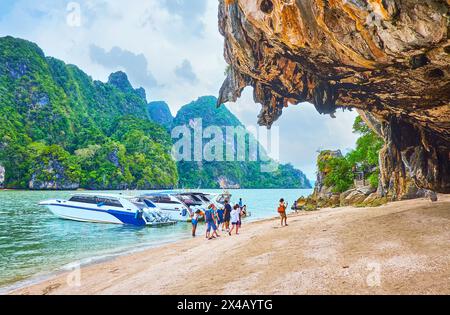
[218,0,450,198]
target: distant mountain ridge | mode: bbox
[0,36,311,190]
[173,96,312,189]
[147,101,174,129]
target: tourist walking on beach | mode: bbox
[229,204,241,236]
[278,198,288,227]
[217,204,225,231]
[205,204,220,240]
[224,200,232,232]
[237,204,243,230]
[191,209,202,237]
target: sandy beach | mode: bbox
[9,195,450,295]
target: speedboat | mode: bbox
[176,192,212,208]
[39,193,176,227]
[210,191,232,206]
[140,192,201,222]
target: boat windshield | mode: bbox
[198,194,211,202]
[145,195,181,205]
[176,195,202,206]
[69,195,123,208]
[132,202,146,210]
[142,199,157,208]
[129,197,158,209]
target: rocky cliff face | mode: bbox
[313,150,343,199]
[147,101,174,129]
[217,0,449,199]
[108,71,147,101]
[0,37,178,190]
[28,159,79,190]
[173,96,312,189]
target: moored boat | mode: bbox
[39,193,176,227]
[139,192,194,222]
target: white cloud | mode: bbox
[174,59,199,85]
[226,88,359,180]
[89,45,159,89]
[0,0,226,112]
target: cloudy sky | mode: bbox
[0,0,358,180]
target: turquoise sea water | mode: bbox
[0,189,312,291]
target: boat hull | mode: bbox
[157,207,192,222]
[44,204,146,226]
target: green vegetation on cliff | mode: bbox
[0,37,310,190]
[318,116,384,193]
[147,101,174,129]
[0,36,177,189]
[173,96,312,189]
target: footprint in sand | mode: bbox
[42,283,61,295]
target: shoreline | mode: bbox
[0,236,192,295]
[0,188,313,192]
[0,212,278,294]
[7,195,450,295]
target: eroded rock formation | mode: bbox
[28,159,79,190]
[313,150,343,200]
[218,0,450,198]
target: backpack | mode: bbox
[278,204,286,213]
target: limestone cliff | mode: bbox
[217,0,450,199]
[147,101,174,129]
[313,150,343,199]
[28,159,80,190]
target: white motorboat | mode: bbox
[176,192,214,208]
[140,192,201,222]
[39,193,176,227]
[210,191,232,206]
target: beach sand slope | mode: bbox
[11,195,450,295]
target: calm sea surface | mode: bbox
[0,189,312,290]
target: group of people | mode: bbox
[191,197,289,239]
[191,198,247,240]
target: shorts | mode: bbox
[207,221,217,232]
[191,219,198,226]
[279,211,287,219]
[224,216,231,222]
[231,221,238,225]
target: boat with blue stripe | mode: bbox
[39,193,177,227]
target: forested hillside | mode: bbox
[0,36,177,189]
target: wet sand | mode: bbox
[9,195,450,295]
